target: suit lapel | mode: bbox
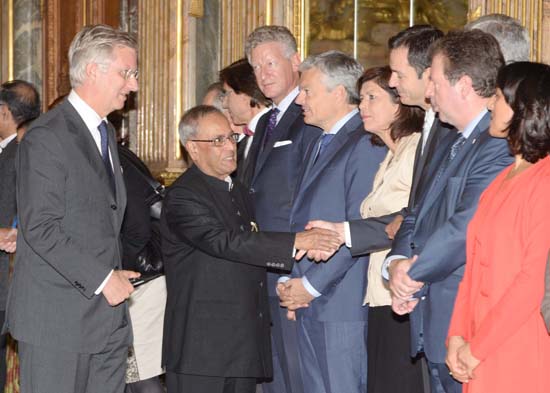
[293,113,362,208]
[419,112,490,215]
[253,103,301,183]
[61,101,120,210]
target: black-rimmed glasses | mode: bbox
[190,133,240,147]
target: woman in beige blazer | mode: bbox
[358,66,424,393]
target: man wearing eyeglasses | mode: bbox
[160,105,340,393]
[5,25,140,393]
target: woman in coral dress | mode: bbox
[446,61,550,393]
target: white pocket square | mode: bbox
[273,140,292,148]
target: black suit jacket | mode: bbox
[348,117,455,256]
[160,165,295,378]
[235,135,258,189]
[0,138,18,310]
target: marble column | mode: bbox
[13,0,42,96]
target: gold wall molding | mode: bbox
[137,0,187,176]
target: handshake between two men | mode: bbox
[280,220,347,321]
[282,216,425,320]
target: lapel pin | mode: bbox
[250,221,259,232]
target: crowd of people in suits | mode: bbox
[2,12,550,393]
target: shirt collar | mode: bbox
[0,133,17,151]
[274,86,299,119]
[326,109,359,135]
[423,107,436,133]
[461,109,488,140]
[67,90,107,133]
[248,107,270,132]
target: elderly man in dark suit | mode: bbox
[160,105,339,393]
[5,25,141,393]
[385,30,513,393]
[245,25,322,393]
[278,51,387,393]
[0,79,40,391]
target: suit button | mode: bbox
[410,242,416,249]
[249,188,255,194]
[259,281,264,287]
[239,225,245,231]
[259,312,263,318]
[236,210,241,216]
[111,204,117,210]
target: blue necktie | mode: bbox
[434,134,467,184]
[98,120,116,196]
[262,108,280,149]
[314,133,335,164]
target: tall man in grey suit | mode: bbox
[5,25,140,393]
[245,25,322,393]
[278,51,386,393]
[385,30,512,393]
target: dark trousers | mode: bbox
[166,372,255,393]
[18,314,130,393]
[0,311,6,392]
[367,306,424,393]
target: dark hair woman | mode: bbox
[447,61,550,393]
[357,66,425,393]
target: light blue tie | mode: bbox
[314,133,335,164]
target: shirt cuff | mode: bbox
[95,269,113,295]
[381,255,407,280]
[344,221,352,248]
[302,276,322,298]
[276,276,290,296]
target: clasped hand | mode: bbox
[388,255,424,315]
[0,228,17,253]
[446,336,480,383]
[276,278,314,320]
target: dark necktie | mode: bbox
[262,108,280,148]
[98,120,116,196]
[434,134,467,185]
[314,133,335,164]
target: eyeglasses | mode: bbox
[190,133,240,147]
[118,69,139,80]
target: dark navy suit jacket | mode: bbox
[389,112,513,362]
[289,113,387,322]
[250,101,322,295]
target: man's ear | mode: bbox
[85,62,99,83]
[290,52,301,73]
[421,67,431,83]
[185,141,199,162]
[457,74,474,99]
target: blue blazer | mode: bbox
[289,113,387,322]
[389,112,513,362]
[250,102,321,296]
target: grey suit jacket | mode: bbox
[5,100,129,353]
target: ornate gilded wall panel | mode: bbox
[137,0,187,178]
